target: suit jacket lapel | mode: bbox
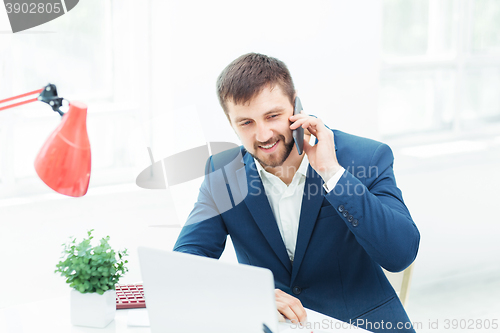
[291,136,337,283]
[236,152,292,274]
[290,164,325,284]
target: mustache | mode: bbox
[255,135,284,148]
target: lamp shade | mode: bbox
[34,101,91,197]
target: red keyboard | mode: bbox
[115,284,146,309]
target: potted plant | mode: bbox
[55,229,128,328]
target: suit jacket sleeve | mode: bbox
[324,143,420,272]
[173,155,229,258]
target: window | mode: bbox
[0,0,150,198]
[380,0,500,138]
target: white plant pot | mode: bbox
[70,289,116,328]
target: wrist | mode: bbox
[319,164,343,183]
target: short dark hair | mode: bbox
[216,53,295,119]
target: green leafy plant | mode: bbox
[55,229,128,295]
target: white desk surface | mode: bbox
[0,295,370,333]
[0,296,148,333]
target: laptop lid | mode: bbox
[138,247,279,333]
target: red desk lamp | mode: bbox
[0,84,91,197]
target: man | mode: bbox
[173,53,420,332]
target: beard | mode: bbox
[250,134,295,168]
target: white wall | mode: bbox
[149,0,382,145]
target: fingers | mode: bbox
[289,114,328,139]
[276,300,300,324]
[289,113,321,130]
[277,310,286,322]
[289,112,319,122]
[275,289,307,324]
[290,114,335,151]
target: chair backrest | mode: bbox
[382,263,415,308]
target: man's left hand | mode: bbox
[289,113,342,182]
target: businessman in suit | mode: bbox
[173,53,420,332]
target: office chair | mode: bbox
[382,262,415,308]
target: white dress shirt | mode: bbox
[254,138,345,263]
[254,154,309,263]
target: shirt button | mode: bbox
[342,210,349,218]
[352,219,359,227]
[292,286,302,295]
[338,205,344,212]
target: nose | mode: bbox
[255,122,273,144]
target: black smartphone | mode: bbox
[292,97,304,155]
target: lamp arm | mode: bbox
[0,88,43,111]
[0,83,66,116]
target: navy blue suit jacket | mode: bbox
[174,129,420,332]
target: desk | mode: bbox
[0,294,371,333]
[0,296,148,333]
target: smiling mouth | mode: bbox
[259,140,279,150]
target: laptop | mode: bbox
[137,246,279,333]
